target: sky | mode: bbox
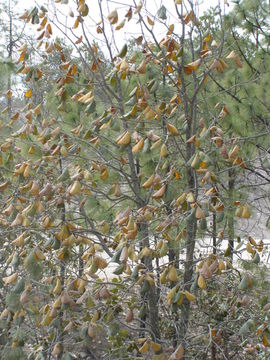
[9,0,226,55]
[15,0,222,13]
[0,0,230,105]
[0,0,229,59]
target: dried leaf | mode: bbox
[147,16,154,26]
[226,50,242,68]
[198,274,207,289]
[115,19,125,30]
[73,17,80,29]
[195,206,205,219]
[152,184,166,199]
[108,9,118,24]
[134,1,142,14]
[125,7,132,21]
[169,344,184,360]
[184,291,196,301]
[24,89,32,98]
[184,59,201,74]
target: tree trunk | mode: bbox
[7,0,12,118]
[140,221,161,341]
[228,168,235,261]
[178,135,197,350]
[56,158,66,360]
[213,205,217,255]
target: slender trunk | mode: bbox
[115,74,161,341]
[212,204,217,255]
[211,340,217,360]
[166,205,179,347]
[228,168,235,261]
[169,242,179,348]
[78,244,84,277]
[7,0,12,118]
[57,158,65,360]
[178,132,197,350]
[179,216,196,340]
[57,261,65,360]
[140,221,160,341]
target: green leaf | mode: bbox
[113,263,125,275]
[13,278,25,294]
[252,251,260,264]
[108,322,120,337]
[239,319,255,336]
[118,44,128,58]
[140,280,150,295]
[157,5,167,20]
[238,273,249,291]
[6,292,20,312]
[81,4,89,17]
[85,101,96,114]
[111,248,122,264]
